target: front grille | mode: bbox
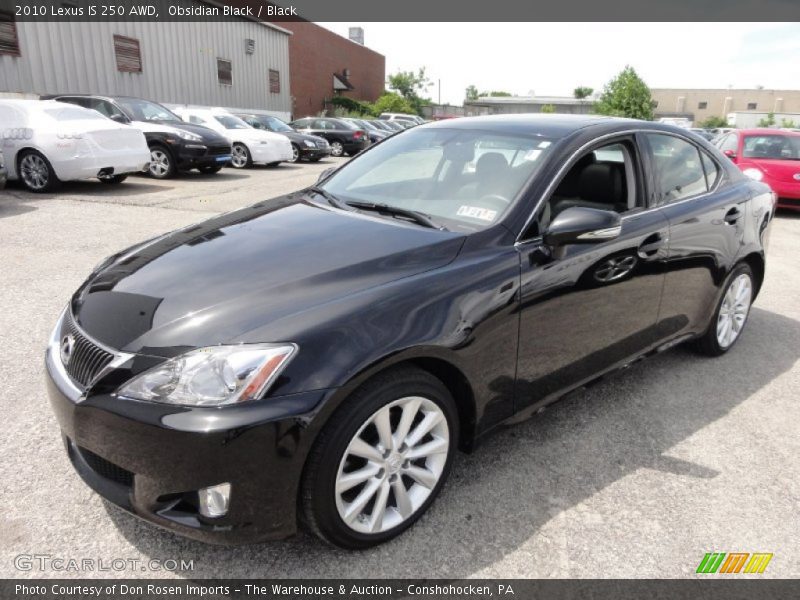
[62,313,115,387]
[78,446,134,487]
[207,145,231,156]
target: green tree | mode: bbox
[540,104,555,114]
[372,92,416,116]
[479,90,512,97]
[699,115,729,129]
[465,85,479,101]
[781,118,797,128]
[573,86,593,99]
[757,112,776,127]
[594,66,655,120]
[387,68,431,115]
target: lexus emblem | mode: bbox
[794,173,800,181]
[60,334,75,366]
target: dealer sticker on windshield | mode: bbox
[457,206,497,222]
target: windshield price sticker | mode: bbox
[457,206,497,221]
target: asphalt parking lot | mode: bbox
[1,162,798,579]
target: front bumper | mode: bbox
[767,180,800,210]
[45,325,333,544]
[299,145,331,160]
[175,142,232,170]
[250,142,293,164]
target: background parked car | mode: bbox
[379,112,425,126]
[288,117,369,157]
[689,128,715,141]
[715,128,800,210]
[369,120,400,135]
[341,118,390,144]
[0,149,7,190]
[236,113,330,163]
[44,95,232,179]
[174,108,293,168]
[0,99,150,192]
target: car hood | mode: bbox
[136,119,229,143]
[281,131,328,145]
[71,196,465,355]
[744,158,800,183]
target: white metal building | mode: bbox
[0,4,292,119]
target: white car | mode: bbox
[0,100,150,192]
[172,108,293,168]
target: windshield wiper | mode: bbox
[308,186,350,210]
[345,201,448,231]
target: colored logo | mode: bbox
[696,552,773,574]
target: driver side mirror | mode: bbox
[544,207,622,246]
[317,166,338,183]
[723,149,737,161]
[110,114,130,124]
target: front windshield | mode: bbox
[116,98,181,122]
[321,127,556,232]
[259,116,293,132]
[215,115,251,130]
[742,135,800,160]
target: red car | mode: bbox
[715,128,800,210]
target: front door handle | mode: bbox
[638,233,665,257]
[724,207,742,224]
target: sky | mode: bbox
[318,23,800,106]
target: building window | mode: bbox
[0,11,20,56]
[747,102,757,110]
[217,59,232,86]
[698,101,708,109]
[269,69,280,94]
[113,35,142,73]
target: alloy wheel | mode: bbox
[149,149,171,178]
[334,396,449,534]
[330,141,344,157]
[231,144,249,168]
[20,153,50,190]
[290,145,300,163]
[716,273,752,349]
[594,255,637,283]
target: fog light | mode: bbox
[198,483,231,518]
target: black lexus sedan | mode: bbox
[43,95,233,178]
[46,115,774,549]
[236,113,331,163]
[289,117,370,157]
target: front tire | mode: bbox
[301,366,458,549]
[230,143,252,168]
[18,150,60,193]
[148,146,176,179]
[694,263,754,356]
[289,144,301,163]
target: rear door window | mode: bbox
[645,133,708,204]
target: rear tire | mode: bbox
[693,263,754,356]
[99,174,128,185]
[18,150,60,193]
[301,366,458,549]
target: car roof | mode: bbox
[421,114,657,137]
[735,128,800,136]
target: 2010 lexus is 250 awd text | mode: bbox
[46,115,775,549]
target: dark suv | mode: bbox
[288,117,369,157]
[43,95,232,178]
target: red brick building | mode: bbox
[276,22,386,119]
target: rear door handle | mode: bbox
[724,207,742,224]
[638,233,665,257]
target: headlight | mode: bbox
[116,344,296,406]
[174,130,203,142]
[303,139,315,148]
[742,168,763,181]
